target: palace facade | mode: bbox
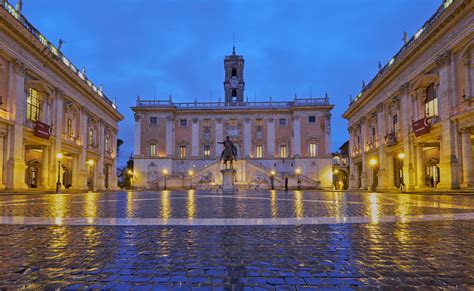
[0,2,124,191]
[132,49,334,190]
[343,0,473,191]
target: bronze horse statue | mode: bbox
[218,136,237,170]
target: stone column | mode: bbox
[215,118,223,157]
[191,118,199,157]
[292,116,301,157]
[0,132,5,189]
[267,118,275,158]
[461,129,474,188]
[376,104,388,189]
[436,52,460,189]
[463,49,473,99]
[165,116,174,157]
[415,143,425,189]
[41,146,50,189]
[134,113,142,157]
[76,107,88,190]
[6,60,28,190]
[243,118,251,158]
[97,120,105,190]
[347,126,357,189]
[325,113,331,156]
[399,84,414,189]
[359,117,368,189]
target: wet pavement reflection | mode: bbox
[0,190,473,288]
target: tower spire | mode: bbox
[232,33,236,55]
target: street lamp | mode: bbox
[334,169,339,190]
[270,170,275,190]
[295,168,301,190]
[188,170,194,189]
[87,159,94,191]
[398,153,405,192]
[55,153,63,193]
[163,169,168,190]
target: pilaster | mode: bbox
[267,118,275,158]
[191,118,199,157]
[243,118,251,158]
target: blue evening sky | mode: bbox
[21,0,440,166]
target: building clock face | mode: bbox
[230,78,238,88]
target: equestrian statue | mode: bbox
[218,136,237,170]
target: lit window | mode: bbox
[179,145,186,159]
[309,143,317,157]
[180,119,187,127]
[66,118,73,136]
[149,117,158,125]
[256,119,263,126]
[333,156,340,165]
[280,145,287,158]
[341,158,347,166]
[230,119,238,126]
[279,118,287,126]
[204,145,211,158]
[149,144,156,157]
[425,84,438,117]
[308,116,316,123]
[27,88,42,122]
[256,145,263,158]
[204,119,211,126]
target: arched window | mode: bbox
[231,89,237,102]
[231,67,237,77]
[425,83,438,117]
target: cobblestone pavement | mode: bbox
[1,190,474,289]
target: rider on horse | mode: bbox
[218,136,237,169]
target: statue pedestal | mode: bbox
[220,169,236,193]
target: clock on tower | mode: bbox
[224,46,245,104]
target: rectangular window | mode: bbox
[105,136,110,152]
[88,126,95,146]
[256,119,263,126]
[149,144,156,157]
[256,145,263,158]
[66,118,73,136]
[425,98,438,117]
[149,117,158,125]
[203,119,211,126]
[280,145,287,158]
[279,118,287,126]
[392,114,399,132]
[308,116,316,123]
[180,119,187,127]
[341,158,347,166]
[309,143,317,157]
[370,126,376,143]
[230,119,238,126]
[203,145,211,158]
[27,88,42,122]
[179,145,186,159]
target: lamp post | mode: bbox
[270,170,275,190]
[295,168,301,190]
[55,153,63,193]
[398,153,405,192]
[334,169,339,190]
[87,159,94,191]
[188,170,194,189]
[163,169,168,190]
[369,158,377,191]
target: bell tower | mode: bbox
[223,45,245,104]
